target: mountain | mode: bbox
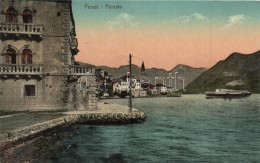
[77,61,206,90]
[97,64,207,90]
[185,51,260,93]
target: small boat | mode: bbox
[167,92,182,97]
[205,89,251,98]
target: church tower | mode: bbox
[141,61,146,76]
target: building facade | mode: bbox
[0,0,96,111]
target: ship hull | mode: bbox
[206,92,251,98]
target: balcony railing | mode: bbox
[0,23,44,35]
[69,66,95,75]
[0,64,43,75]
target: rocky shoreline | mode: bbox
[0,103,146,152]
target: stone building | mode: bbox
[0,0,96,111]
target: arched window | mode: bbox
[6,7,17,23]
[5,48,16,64]
[21,49,33,64]
[22,8,33,23]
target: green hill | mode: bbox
[185,51,260,94]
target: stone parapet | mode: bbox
[69,66,95,75]
[0,23,44,36]
[0,64,43,75]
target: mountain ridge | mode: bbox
[186,50,260,93]
[78,62,207,90]
[88,64,207,73]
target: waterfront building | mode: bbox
[0,0,96,111]
[113,78,147,98]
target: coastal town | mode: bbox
[95,61,184,98]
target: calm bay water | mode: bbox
[40,95,259,162]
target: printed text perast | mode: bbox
[106,4,122,9]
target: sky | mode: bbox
[72,1,260,70]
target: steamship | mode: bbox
[206,89,251,98]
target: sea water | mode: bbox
[37,95,260,162]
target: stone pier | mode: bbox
[0,102,146,151]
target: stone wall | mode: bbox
[67,75,97,111]
[0,110,146,151]
[0,76,69,111]
[0,75,97,112]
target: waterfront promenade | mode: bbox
[0,102,145,151]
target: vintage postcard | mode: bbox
[0,0,259,162]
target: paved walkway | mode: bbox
[0,113,63,134]
[0,102,135,133]
[65,102,136,115]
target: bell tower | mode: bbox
[141,61,146,76]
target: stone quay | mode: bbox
[0,102,146,151]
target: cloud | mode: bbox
[163,13,208,25]
[106,13,138,30]
[223,14,248,30]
